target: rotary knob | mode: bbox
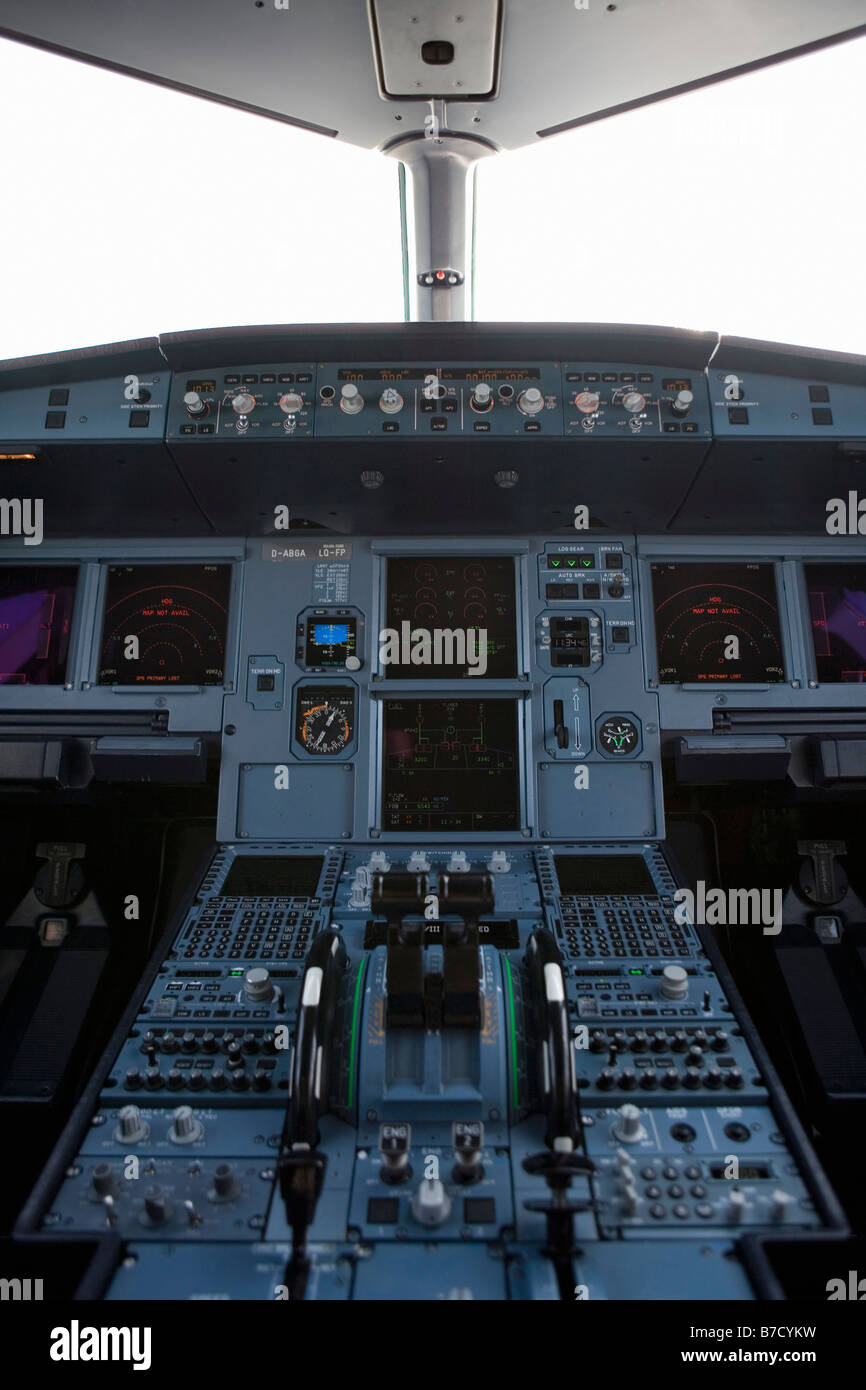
[411,1178,452,1227]
[91,1164,118,1198]
[114,1105,149,1144]
[517,386,544,416]
[183,390,208,417]
[340,383,364,414]
[243,966,274,1003]
[574,390,600,413]
[611,1103,647,1144]
[143,1185,174,1226]
[622,390,646,413]
[470,382,494,412]
[671,389,694,417]
[378,388,403,414]
[231,391,256,415]
[279,391,304,414]
[168,1105,204,1145]
[661,965,689,1000]
[209,1163,241,1203]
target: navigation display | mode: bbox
[806,563,866,683]
[98,563,231,685]
[651,561,785,684]
[384,556,516,678]
[0,565,78,686]
[382,698,520,831]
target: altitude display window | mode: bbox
[0,565,78,686]
[382,698,520,831]
[384,556,516,678]
[651,561,785,684]
[98,564,231,685]
[806,564,866,683]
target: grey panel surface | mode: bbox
[0,1,862,152]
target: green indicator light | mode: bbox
[629,968,644,975]
[566,559,577,567]
[346,960,366,1110]
[550,559,561,567]
[229,969,244,976]
[581,557,592,567]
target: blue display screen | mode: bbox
[314,624,349,646]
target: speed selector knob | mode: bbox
[378,387,403,414]
[517,386,544,416]
[279,391,304,414]
[243,966,274,1003]
[183,390,208,417]
[231,391,256,415]
[470,382,493,411]
[340,383,364,414]
[671,389,694,416]
[660,965,689,1000]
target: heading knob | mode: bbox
[379,387,403,414]
[340,383,364,414]
[517,386,544,416]
[660,965,689,1000]
[243,967,274,1003]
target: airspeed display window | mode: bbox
[98,564,231,685]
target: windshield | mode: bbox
[1,31,863,358]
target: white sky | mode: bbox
[1,31,864,359]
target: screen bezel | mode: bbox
[0,563,80,689]
[94,560,235,689]
[648,558,788,688]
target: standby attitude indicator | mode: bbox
[651,562,785,683]
[296,687,355,755]
[98,564,231,684]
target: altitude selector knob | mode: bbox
[340,383,364,414]
[183,391,207,417]
[517,386,544,416]
[231,391,256,415]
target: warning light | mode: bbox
[435,270,445,280]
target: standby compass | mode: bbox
[598,715,640,756]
